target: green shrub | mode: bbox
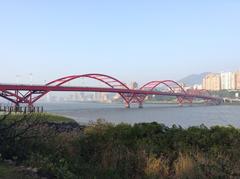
[2,115,240,178]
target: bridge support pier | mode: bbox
[138,102,143,108]
[178,103,183,107]
[125,103,130,108]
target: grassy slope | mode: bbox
[0,113,76,124]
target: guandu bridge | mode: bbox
[0,74,222,109]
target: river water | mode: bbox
[42,102,240,127]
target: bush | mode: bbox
[2,115,240,178]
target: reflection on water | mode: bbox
[42,102,240,127]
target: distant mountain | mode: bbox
[178,72,210,86]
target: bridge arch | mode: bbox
[46,74,129,88]
[141,80,186,93]
[19,74,133,106]
[138,80,189,104]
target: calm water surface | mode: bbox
[42,102,240,127]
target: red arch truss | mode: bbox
[13,74,132,106]
[141,80,186,93]
[138,80,192,104]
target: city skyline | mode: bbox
[203,70,240,91]
[1,1,240,84]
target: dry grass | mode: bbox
[144,154,169,178]
[174,153,199,178]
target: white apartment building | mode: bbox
[220,72,235,90]
[193,84,203,90]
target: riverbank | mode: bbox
[0,112,75,123]
[1,113,240,178]
[0,113,84,131]
[0,113,84,178]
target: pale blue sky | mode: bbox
[0,0,240,84]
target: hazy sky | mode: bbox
[0,0,240,84]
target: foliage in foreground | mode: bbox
[1,114,240,178]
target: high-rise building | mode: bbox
[129,82,138,89]
[220,72,235,90]
[202,73,221,91]
[235,71,240,90]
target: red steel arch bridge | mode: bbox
[0,74,222,108]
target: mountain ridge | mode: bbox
[178,72,209,86]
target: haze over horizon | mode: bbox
[1,0,240,84]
